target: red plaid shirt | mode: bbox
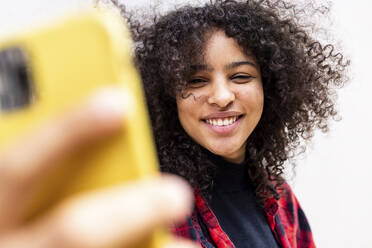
[171,182,315,248]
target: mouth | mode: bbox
[202,114,244,127]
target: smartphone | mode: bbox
[0,9,169,247]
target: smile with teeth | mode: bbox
[205,116,239,126]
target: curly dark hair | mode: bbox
[111,0,349,204]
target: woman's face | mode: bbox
[176,30,264,163]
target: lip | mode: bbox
[202,111,243,120]
[203,115,243,135]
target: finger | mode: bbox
[52,175,194,248]
[0,175,194,248]
[0,87,132,228]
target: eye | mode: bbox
[231,74,255,83]
[187,77,208,88]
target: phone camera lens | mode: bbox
[0,47,33,112]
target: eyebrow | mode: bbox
[190,60,258,72]
[225,61,258,70]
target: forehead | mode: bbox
[193,30,256,67]
[205,30,243,52]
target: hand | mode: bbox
[0,88,195,248]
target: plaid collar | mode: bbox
[171,184,315,248]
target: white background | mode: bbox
[0,0,370,247]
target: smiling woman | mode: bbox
[111,0,349,247]
[177,30,264,164]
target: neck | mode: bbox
[222,150,246,164]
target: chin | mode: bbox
[209,147,240,160]
[205,140,246,161]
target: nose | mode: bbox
[207,76,235,108]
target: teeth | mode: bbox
[205,116,239,126]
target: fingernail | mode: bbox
[89,87,135,120]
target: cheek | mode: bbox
[176,98,198,128]
[236,85,264,114]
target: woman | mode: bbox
[114,0,349,247]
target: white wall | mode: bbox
[0,0,370,247]
[290,1,372,247]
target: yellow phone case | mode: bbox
[0,10,169,247]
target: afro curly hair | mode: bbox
[111,0,349,204]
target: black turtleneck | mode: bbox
[204,156,280,248]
